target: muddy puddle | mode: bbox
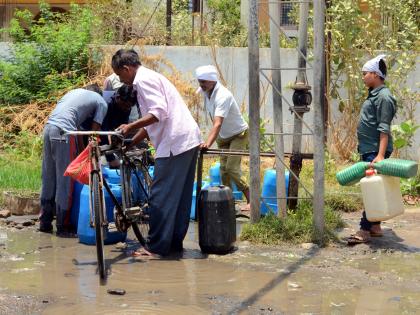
[1,220,420,314]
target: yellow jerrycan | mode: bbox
[360,169,405,222]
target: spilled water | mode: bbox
[0,223,419,314]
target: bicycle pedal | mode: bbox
[125,206,141,215]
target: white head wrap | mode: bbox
[362,54,387,79]
[195,65,218,82]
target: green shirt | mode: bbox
[357,85,396,155]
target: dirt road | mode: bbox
[0,208,419,314]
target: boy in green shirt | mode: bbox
[348,55,397,245]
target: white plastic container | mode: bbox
[360,169,405,221]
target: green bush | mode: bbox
[240,201,345,245]
[0,2,99,104]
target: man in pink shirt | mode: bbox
[112,49,202,257]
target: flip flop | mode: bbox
[347,233,370,245]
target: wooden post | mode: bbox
[166,0,172,45]
[269,0,287,218]
[313,0,326,242]
[288,1,309,210]
[248,0,261,223]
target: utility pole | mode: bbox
[248,0,261,223]
[288,1,311,210]
[313,0,326,241]
[269,0,287,218]
[166,0,172,45]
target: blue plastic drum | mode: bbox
[209,162,243,200]
[190,181,210,220]
[103,166,121,185]
[77,183,127,245]
[260,169,290,215]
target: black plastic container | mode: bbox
[198,186,236,254]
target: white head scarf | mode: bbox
[362,54,387,79]
[195,65,218,82]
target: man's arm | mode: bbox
[118,113,158,136]
[201,116,224,149]
[372,132,388,163]
[128,128,148,149]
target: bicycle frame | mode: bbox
[63,130,152,280]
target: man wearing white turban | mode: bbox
[347,55,397,245]
[195,65,251,211]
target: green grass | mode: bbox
[0,153,42,193]
[240,201,345,245]
[325,192,363,212]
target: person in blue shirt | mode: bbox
[348,55,397,245]
[39,84,108,237]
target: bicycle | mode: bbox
[63,130,151,280]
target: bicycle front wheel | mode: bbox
[92,172,106,280]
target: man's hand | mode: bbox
[117,123,132,136]
[371,154,385,164]
[200,142,209,150]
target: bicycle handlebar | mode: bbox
[60,130,124,139]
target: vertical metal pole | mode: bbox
[248,0,261,223]
[288,1,309,210]
[269,0,286,218]
[195,151,203,221]
[166,0,172,45]
[313,0,326,242]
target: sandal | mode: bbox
[347,231,370,245]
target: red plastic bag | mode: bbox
[64,145,91,185]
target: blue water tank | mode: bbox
[148,166,154,178]
[103,166,121,185]
[209,162,222,186]
[209,162,243,200]
[260,169,290,215]
[190,181,210,220]
[77,183,127,245]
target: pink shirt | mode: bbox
[133,66,202,158]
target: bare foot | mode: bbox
[132,248,161,258]
[240,203,251,212]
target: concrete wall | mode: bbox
[139,45,419,159]
[1,43,419,159]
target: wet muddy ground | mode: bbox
[0,208,419,315]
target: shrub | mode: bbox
[0,2,100,104]
[240,201,345,245]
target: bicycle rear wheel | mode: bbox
[92,172,106,280]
